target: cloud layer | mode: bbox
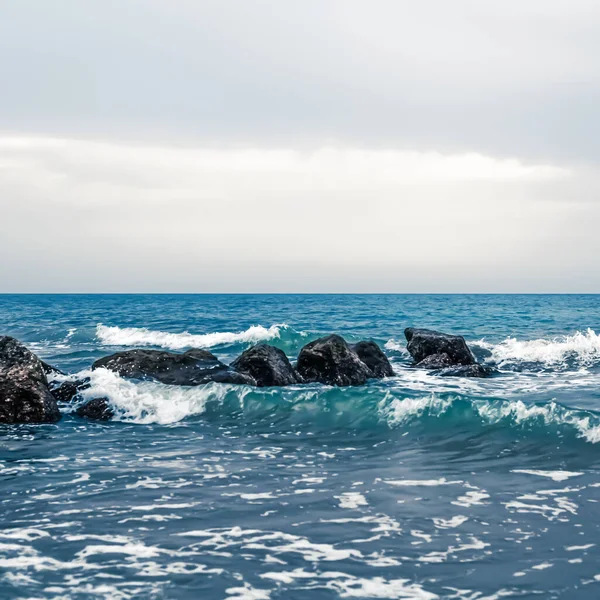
[1,135,596,292]
[0,1,598,291]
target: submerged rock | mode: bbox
[0,336,61,424]
[92,348,256,386]
[49,378,91,403]
[231,344,301,387]
[405,328,475,366]
[435,364,496,378]
[76,397,114,421]
[416,353,454,369]
[296,335,373,386]
[351,341,395,378]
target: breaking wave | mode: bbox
[474,328,600,370]
[71,369,600,444]
[96,323,293,351]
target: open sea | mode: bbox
[2,293,600,599]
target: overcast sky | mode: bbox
[1,0,599,292]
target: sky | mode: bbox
[1,0,599,292]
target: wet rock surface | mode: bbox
[0,336,61,424]
[231,344,302,387]
[296,335,374,386]
[92,348,256,386]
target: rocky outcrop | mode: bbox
[92,348,256,386]
[0,336,61,423]
[351,341,395,378]
[405,328,494,378]
[49,378,91,403]
[76,397,114,421]
[405,328,475,366]
[297,335,374,386]
[231,344,301,387]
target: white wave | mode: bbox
[78,368,246,425]
[475,328,600,367]
[384,339,409,354]
[96,323,286,350]
[381,393,600,444]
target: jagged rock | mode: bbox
[231,344,301,387]
[76,397,114,421]
[0,336,61,423]
[40,361,64,376]
[92,348,256,386]
[49,378,91,403]
[405,328,475,366]
[351,341,394,378]
[416,353,454,369]
[296,335,373,386]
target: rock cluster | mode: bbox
[1,325,496,424]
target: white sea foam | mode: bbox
[382,393,600,444]
[336,492,368,509]
[79,368,245,425]
[512,469,583,482]
[475,328,600,368]
[96,323,286,350]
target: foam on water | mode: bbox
[475,328,600,369]
[96,323,289,350]
[69,369,600,445]
[77,368,243,425]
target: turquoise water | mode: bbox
[1,294,600,599]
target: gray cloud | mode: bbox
[0,1,598,291]
[1,0,599,159]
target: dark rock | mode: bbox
[49,378,91,403]
[435,364,496,378]
[76,397,114,421]
[0,336,61,424]
[40,361,64,376]
[405,328,475,366]
[231,344,301,387]
[351,341,394,378]
[296,335,373,386]
[92,348,256,386]
[416,353,454,369]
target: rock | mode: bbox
[404,328,475,366]
[92,348,256,386]
[231,344,301,387]
[351,341,394,378]
[40,361,64,376]
[435,364,496,378]
[0,336,61,424]
[296,335,373,386]
[76,397,114,421]
[416,353,454,369]
[49,378,91,403]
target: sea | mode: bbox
[1,294,600,600]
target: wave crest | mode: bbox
[383,394,600,443]
[475,328,600,369]
[72,369,600,444]
[96,323,286,351]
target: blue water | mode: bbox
[2,294,600,599]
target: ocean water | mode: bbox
[1,294,600,599]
